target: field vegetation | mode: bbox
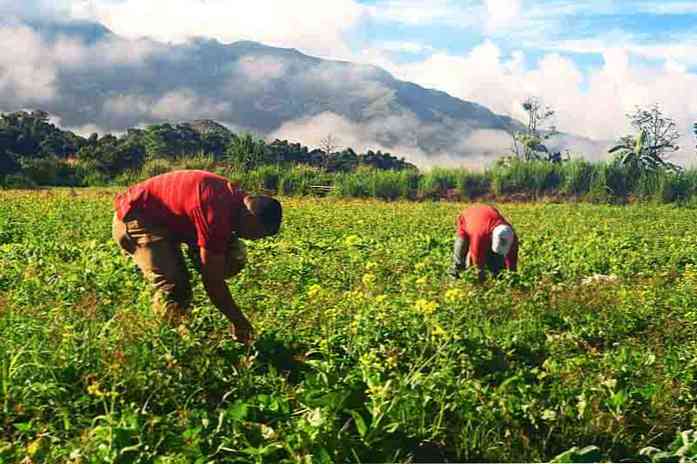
[1,189,697,462]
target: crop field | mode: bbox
[2,189,697,463]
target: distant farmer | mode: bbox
[112,170,282,344]
[449,204,518,281]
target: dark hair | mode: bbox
[250,196,282,235]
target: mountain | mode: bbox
[0,19,605,165]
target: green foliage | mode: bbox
[0,110,85,163]
[277,165,332,196]
[456,170,490,199]
[560,159,595,196]
[490,158,562,196]
[610,104,681,174]
[141,158,175,179]
[77,133,146,175]
[640,430,697,462]
[418,168,459,199]
[20,157,80,186]
[226,133,269,171]
[3,192,697,461]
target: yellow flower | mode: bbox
[307,284,323,299]
[365,261,378,271]
[430,323,447,338]
[362,273,376,287]
[444,288,466,304]
[415,276,428,286]
[415,299,438,315]
[344,234,361,247]
[87,382,105,398]
[375,294,388,304]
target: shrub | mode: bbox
[490,159,562,197]
[278,166,331,196]
[20,157,79,186]
[418,168,459,199]
[1,173,37,189]
[371,169,419,200]
[456,170,490,199]
[141,158,175,179]
[560,159,595,196]
[333,172,369,198]
[243,165,284,193]
[175,153,217,172]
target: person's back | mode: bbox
[114,170,247,253]
[112,170,282,344]
[451,203,518,279]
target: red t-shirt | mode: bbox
[456,204,518,271]
[114,170,247,254]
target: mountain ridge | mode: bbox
[1,19,606,165]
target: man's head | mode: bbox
[491,224,514,256]
[238,195,283,239]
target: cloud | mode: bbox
[268,111,516,169]
[102,90,232,127]
[379,41,435,54]
[367,0,479,26]
[484,0,522,32]
[84,0,366,59]
[380,40,697,165]
[0,0,74,20]
[0,25,58,104]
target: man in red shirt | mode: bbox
[449,204,518,281]
[112,170,282,344]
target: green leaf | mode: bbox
[350,410,368,438]
[227,401,249,422]
[551,445,602,463]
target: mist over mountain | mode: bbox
[0,19,607,167]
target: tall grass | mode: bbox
[489,159,563,197]
[12,151,697,205]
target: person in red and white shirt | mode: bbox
[449,204,518,281]
[112,170,282,344]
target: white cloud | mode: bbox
[267,111,515,169]
[366,0,479,26]
[0,25,58,103]
[85,0,366,59]
[485,0,522,31]
[379,41,434,54]
[380,40,697,165]
[103,89,231,126]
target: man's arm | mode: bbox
[449,235,469,277]
[199,247,254,344]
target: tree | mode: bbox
[610,103,681,172]
[511,97,557,161]
[319,134,340,169]
[226,133,268,171]
[77,133,146,174]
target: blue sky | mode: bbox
[2,0,697,164]
[353,1,697,68]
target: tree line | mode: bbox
[0,111,416,184]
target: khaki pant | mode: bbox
[112,212,192,324]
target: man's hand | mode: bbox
[200,248,255,344]
[230,318,254,345]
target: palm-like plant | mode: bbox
[609,129,680,173]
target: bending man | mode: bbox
[449,204,518,281]
[112,170,282,344]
